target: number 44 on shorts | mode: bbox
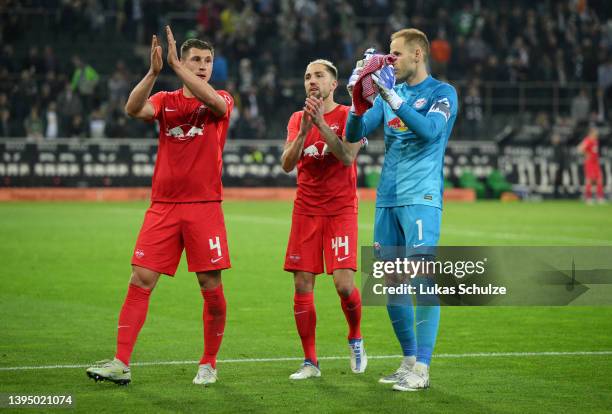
[332,236,349,258]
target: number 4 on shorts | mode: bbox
[209,236,222,256]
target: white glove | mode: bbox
[347,66,362,97]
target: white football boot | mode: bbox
[348,338,368,373]
[289,360,321,380]
[378,356,416,384]
[193,363,218,385]
[393,361,430,391]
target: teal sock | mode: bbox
[415,276,440,365]
[386,293,416,357]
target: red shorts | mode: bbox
[284,212,358,275]
[585,162,602,180]
[132,202,230,276]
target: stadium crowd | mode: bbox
[0,0,610,140]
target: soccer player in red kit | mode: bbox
[281,59,367,380]
[86,26,233,386]
[578,126,605,204]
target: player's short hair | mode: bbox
[180,39,214,59]
[391,28,430,59]
[306,59,338,79]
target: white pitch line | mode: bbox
[1,351,611,372]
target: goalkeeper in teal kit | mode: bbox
[345,28,458,391]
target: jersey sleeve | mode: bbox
[286,111,302,143]
[394,83,458,141]
[426,84,458,124]
[216,90,234,119]
[148,91,166,120]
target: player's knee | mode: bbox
[130,267,159,290]
[294,272,314,293]
[334,280,354,298]
[197,270,222,290]
[333,270,355,297]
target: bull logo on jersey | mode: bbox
[164,104,208,141]
[303,141,329,159]
[387,117,409,132]
[413,98,427,109]
[166,124,204,140]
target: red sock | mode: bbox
[294,291,317,365]
[199,284,227,369]
[339,287,362,340]
[596,177,604,199]
[585,182,592,199]
[115,284,152,366]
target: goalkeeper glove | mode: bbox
[371,65,404,111]
[347,47,377,97]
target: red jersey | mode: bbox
[581,136,599,165]
[286,104,360,216]
[148,89,234,202]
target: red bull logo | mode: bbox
[387,117,409,132]
[165,124,204,141]
[303,141,329,160]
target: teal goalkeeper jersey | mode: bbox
[345,75,458,209]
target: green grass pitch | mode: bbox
[1,200,611,413]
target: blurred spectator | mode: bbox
[22,46,44,75]
[43,46,58,74]
[67,115,86,138]
[571,88,591,122]
[235,106,264,139]
[507,36,529,82]
[0,45,16,73]
[85,0,105,34]
[105,111,133,138]
[24,107,44,140]
[0,108,12,137]
[0,93,13,137]
[45,102,59,139]
[466,30,489,64]
[89,107,106,138]
[107,62,130,112]
[211,48,229,87]
[238,58,254,94]
[430,29,451,77]
[71,55,99,112]
[463,83,484,138]
[57,82,83,135]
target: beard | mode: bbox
[397,67,413,82]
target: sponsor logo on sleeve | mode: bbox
[427,97,451,122]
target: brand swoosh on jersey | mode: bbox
[337,256,350,262]
[165,108,177,112]
[211,257,223,263]
[413,242,425,248]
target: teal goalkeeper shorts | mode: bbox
[373,205,441,259]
